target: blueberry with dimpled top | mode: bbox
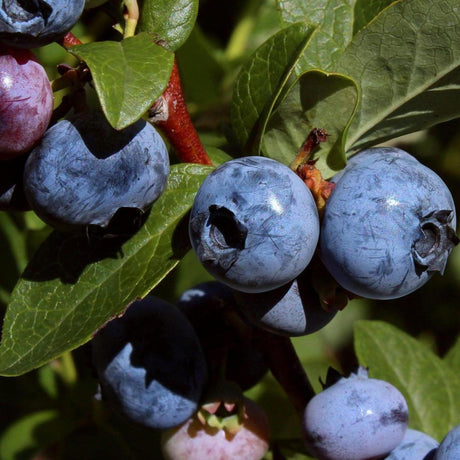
[91,296,208,430]
[320,147,458,300]
[189,156,320,293]
[0,0,85,49]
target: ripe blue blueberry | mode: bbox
[24,110,170,233]
[0,1,85,49]
[233,271,337,337]
[189,156,320,293]
[177,281,268,390]
[320,147,458,299]
[91,296,208,430]
[435,424,460,460]
[384,429,439,460]
[302,367,409,460]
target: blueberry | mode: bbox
[233,271,337,337]
[435,424,460,460]
[302,367,409,460]
[320,147,458,299]
[189,156,320,293]
[0,1,85,49]
[91,296,208,430]
[0,46,53,158]
[24,110,170,233]
[177,281,268,390]
[384,428,439,460]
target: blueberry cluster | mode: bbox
[190,148,458,312]
[0,8,170,233]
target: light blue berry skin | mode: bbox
[91,296,208,430]
[435,424,460,460]
[24,110,170,232]
[385,429,439,460]
[234,275,337,337]
[0,1,85,49]
[320,147,458,300]
[302,367,409,460]
[189,156,320,293]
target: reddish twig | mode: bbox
[149,60,212,165]
[291,128,335,216]
[58,32,83,49]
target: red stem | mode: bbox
[150,60,213,165]
[58,32,83,49]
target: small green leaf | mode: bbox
[69,34,174,129]
[0,164,213,376]
[336,0,460,153]
[0,410,74,460]
[354,320,460,440]
[231,21,317,154]
[262,70,359,177]
[138,0,198,51]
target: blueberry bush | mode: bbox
[0,0,459,458]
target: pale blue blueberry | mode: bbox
[189,156,320,293]
[435,424,460,460]
[320,147,458,299]
[302,367,409,460]
[234,274,337,336]
[385,429,439,460]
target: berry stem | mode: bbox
[291,128,335,216]
[149,60,213,166]
[123,0,139,38]
[58,32,83,49]
[254,331,315,418]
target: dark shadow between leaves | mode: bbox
[21,207,151,284]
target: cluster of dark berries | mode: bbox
[90,285,459,460]
[0,2,170,234]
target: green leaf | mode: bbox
[262,70,359,177]
[176,26,226,107]
[69,34,174,129]
[277,0,357,70]
[354,320,460,440]
[0,410,75,460]
[138,0,198,52]
[352,0,397,34]
[335,0,460,153]
[444,336,460,371]
[231,21,317,154]
[0,164,213,376]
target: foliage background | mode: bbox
[0,0,458,458]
